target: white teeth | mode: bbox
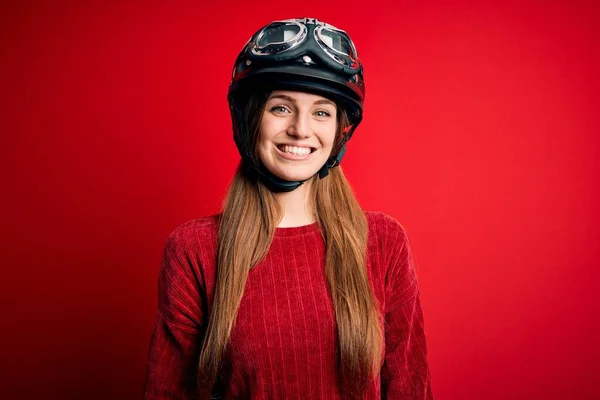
[282,145,311,155]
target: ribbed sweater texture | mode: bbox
[144,211,433,399]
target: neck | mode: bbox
[274,178,316,227]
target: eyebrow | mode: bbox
[268,94,336,107]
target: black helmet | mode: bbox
[228,17,364,192]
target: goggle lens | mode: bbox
[257,22,302,48]
[319,29,356,59]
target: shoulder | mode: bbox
[364,210,409,242]
[364,210,412,267]
[164,214,221,254]
[159,214,221,288]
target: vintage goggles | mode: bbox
[248,18,360,74]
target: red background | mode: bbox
[1,1,599,399]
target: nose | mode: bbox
[286,112,312,139]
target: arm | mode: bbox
[381,225,433,399]
[144,227,205,399]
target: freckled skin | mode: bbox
[258,90,338,182]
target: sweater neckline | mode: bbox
[274,222,320,237]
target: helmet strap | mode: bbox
[245,157,335,193]
[257,164,307,192]
[241,158,307,193]
[318,143,346,179]
[317,125,354,178]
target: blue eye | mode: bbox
[315,110,331,118]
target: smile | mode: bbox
[277,144,316,155]
[275,144,317,160]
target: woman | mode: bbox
[144,18,433,399]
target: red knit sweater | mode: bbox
[144,211,433,399]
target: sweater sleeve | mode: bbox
[380,222,433,399]
[144,227,205,399]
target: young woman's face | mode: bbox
[257,90,338,182]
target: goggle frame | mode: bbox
[249,19,360,72]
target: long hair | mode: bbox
[197,91,383,399]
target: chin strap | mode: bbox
[318,142,347,179]
[318,125,353,179]
[241,159,305,193]
[258,166,307,192]
[242,155,335,193]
